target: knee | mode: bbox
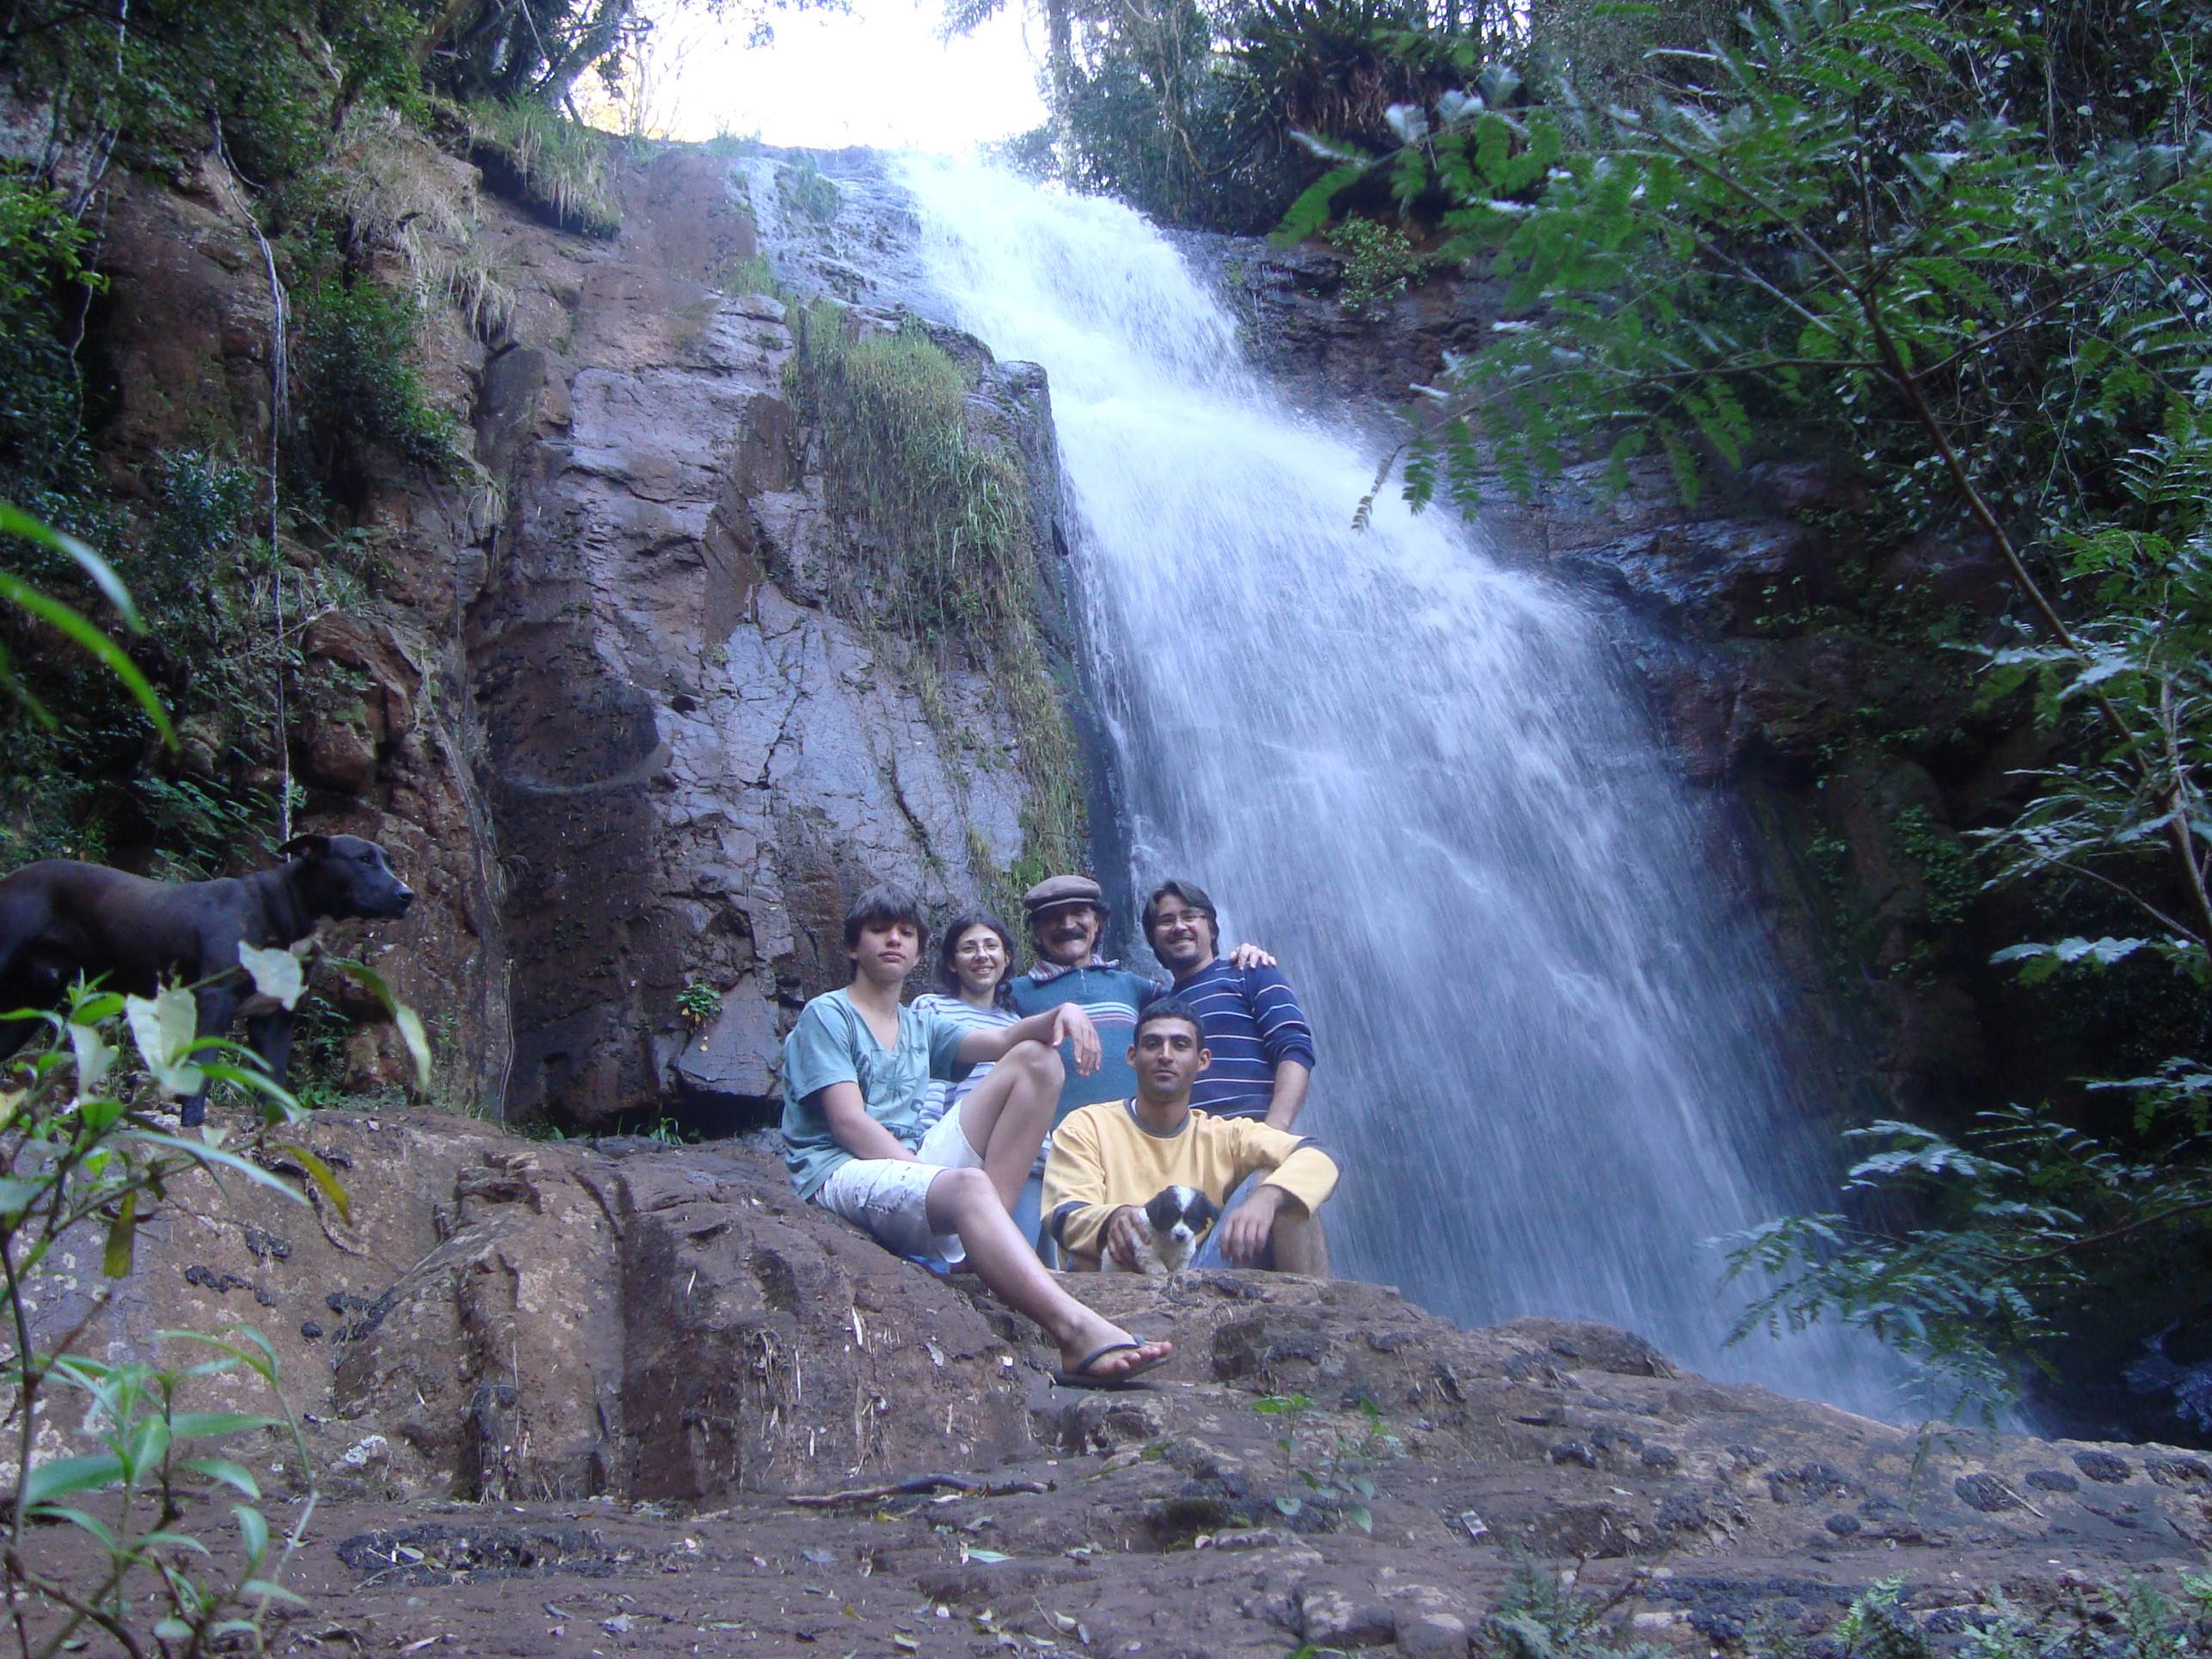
[1005,1040,1065,1087]
[930,1164,994,1217]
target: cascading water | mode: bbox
[894,158,1900,1416]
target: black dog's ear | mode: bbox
[278,833,331,859]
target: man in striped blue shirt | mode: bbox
[1142,878,1315,1129]
[1012,874,1285,1129]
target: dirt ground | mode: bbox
[23,1355,2212,1659]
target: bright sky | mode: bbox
[613,0,1050,152]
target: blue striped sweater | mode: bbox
[1170,957,1317,1119]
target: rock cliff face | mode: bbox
[74,132,1080,1132]
[86,150,513,1109]
[29,1115,2212,1655]
[461,144,1068,1129]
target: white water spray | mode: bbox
[896,158,1899,1414]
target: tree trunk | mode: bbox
[535,0,632,108]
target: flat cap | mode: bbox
[1021,873,1103,917]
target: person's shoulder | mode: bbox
[1057,1098,1122,1136]
[1114,967,1164,998]
[794,986,855,1029]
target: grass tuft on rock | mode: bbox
[783,298,1084,904]
[464,99,621,238]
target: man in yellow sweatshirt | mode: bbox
[1043,997,1339,1274]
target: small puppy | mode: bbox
[1113,1185,1221,1274]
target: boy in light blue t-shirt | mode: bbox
[780,882,1174,1389]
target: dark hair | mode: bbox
[1134,997,1206,1043]
[1141,878,1219,950]
[937,909,1017,1007]
[845,882,929,950]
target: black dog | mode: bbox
[0,833,415,1124]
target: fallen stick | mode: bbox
[786,1475,1052,1508]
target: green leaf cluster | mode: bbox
[0,978,337,1654]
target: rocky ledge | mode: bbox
[21,1111,2209,1655]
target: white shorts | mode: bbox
[813,1102,986,1264]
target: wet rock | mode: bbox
[2073,1450,2132,1483]
[1394,1611,1468,1656]
[1299,1587,1394,1649]
[1953,1472,2024,1513]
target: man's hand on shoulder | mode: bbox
[1217,1185,1287,1265]
[1104,1204,1147,1269]
[1227,942,1276,970]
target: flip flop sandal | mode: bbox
[1051,1340,1172,1391]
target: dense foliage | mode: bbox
[949,0,1746,230]
[1272,0,2212,1420]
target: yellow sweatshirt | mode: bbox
[1041,1099,1341,1267]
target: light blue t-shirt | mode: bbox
[781,988,969,1200]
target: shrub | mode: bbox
[0,171,106,539]
[465,98,623,237]
[777,157,839,223]
[1326,215,1429,321]
[294,278,458,477]
[0,962,332,1652]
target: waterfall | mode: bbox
[894,158,1901,1416]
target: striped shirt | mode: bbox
[1171,957,1317,1120]
[1009,958,1164,1125]
[910,993,1016,1132]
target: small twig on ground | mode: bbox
[785,1474,1052,1508]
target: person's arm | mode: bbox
[1216,1119,1339,1263]
[955,1002,1101,1075]
[1214,1183,1293,1265]
[1041,1109,1121,1263]
[816,1080,917,1163]
[1262,1060,1312,1132]
[1248,968,1318,1131]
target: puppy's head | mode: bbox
[284,833,415,921]
[1142,1184,1220,1251]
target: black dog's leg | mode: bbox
[246,1010,296,1097]
[181,980,244,1129]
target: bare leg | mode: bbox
[926,1168,1171,1380]
[946,1041,1060,1213]
[1269,1210,1330,1277]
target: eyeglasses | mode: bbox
[954,939,1004,955]
[1151,910,1209,931]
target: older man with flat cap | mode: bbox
[1011,874,1276,1138]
